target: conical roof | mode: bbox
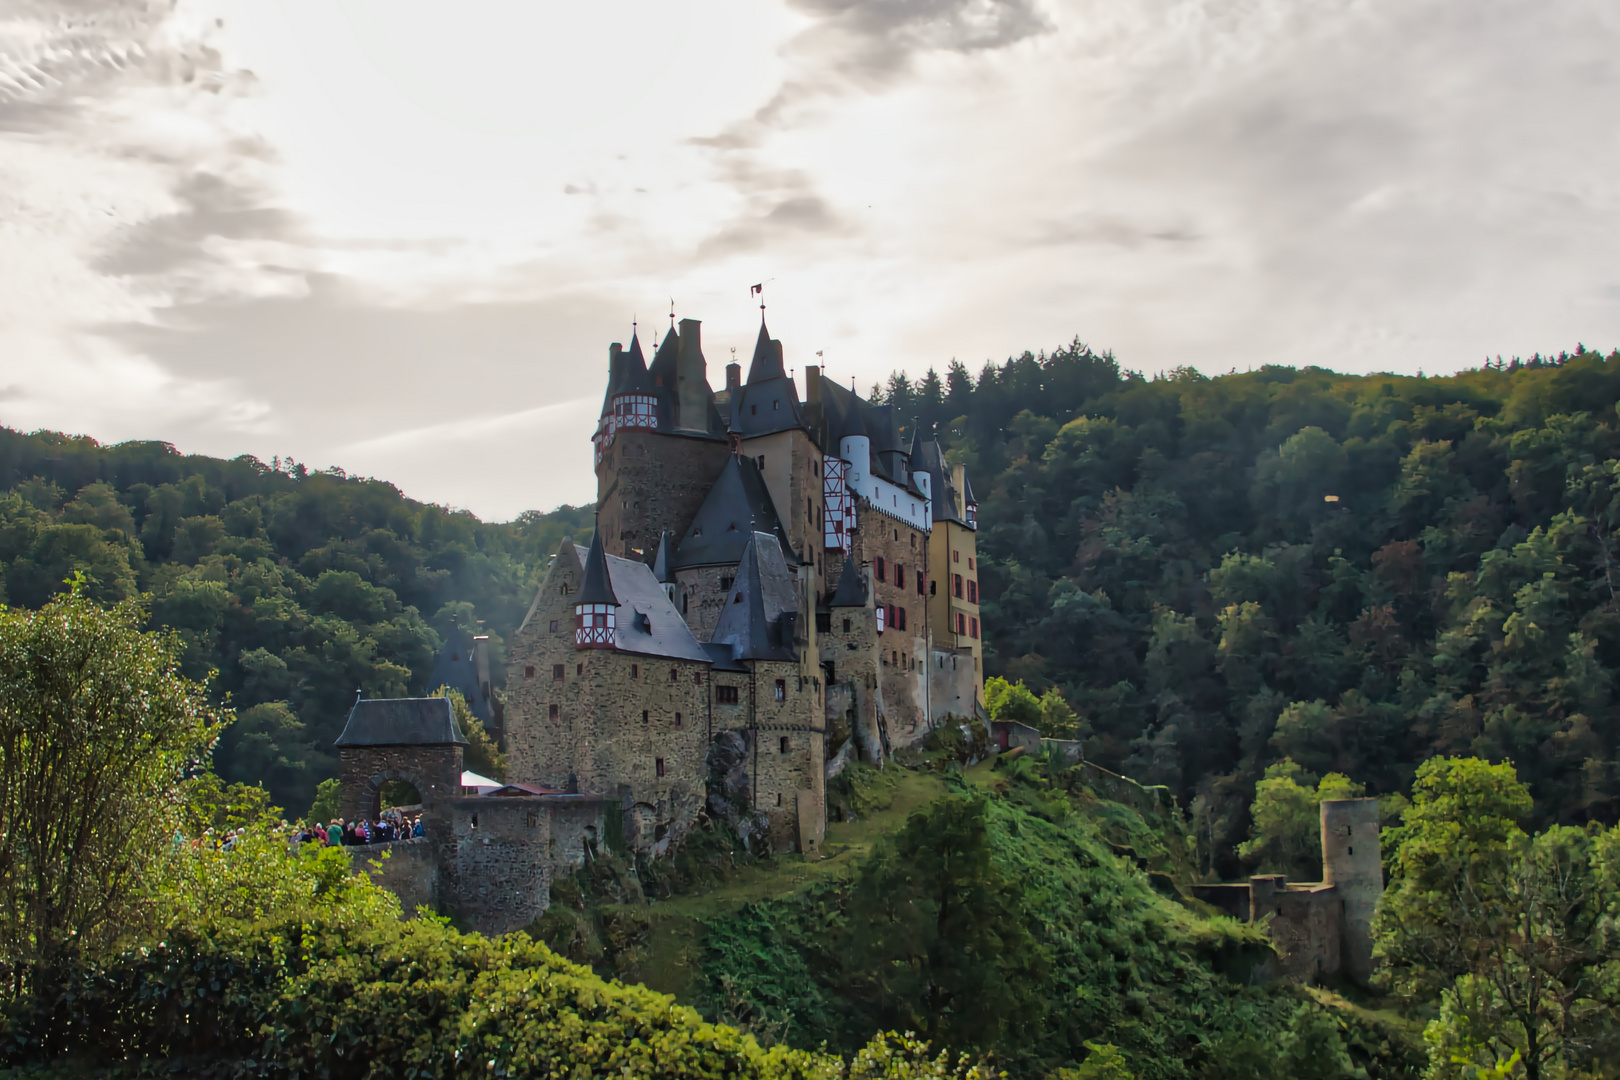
[652,530,675,583]
[648,325,680,390]
[577,528,619,606]
[746,321,785,383]
[828,552,869,607]
[672,454,796,570]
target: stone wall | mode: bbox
[748,658,826,851]
[851,514,930,743]
[505,550,712,849]
[741,428,824,568]
[672,565,733,641]
[820,600,883,764]
[1251,877,1343,981]
[338,744,463,823]
[596,427,730,560]
[440,796,552,936]
[930,645,980,723]
[348,837,437,916]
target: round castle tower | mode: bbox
[1319,797,1382,983]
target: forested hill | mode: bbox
[0,429,591,812]
[6,343,1620,873]
[886,342,1620,876]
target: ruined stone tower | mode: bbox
[1320,797,1382,982]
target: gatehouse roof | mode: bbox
[335,697,468,748]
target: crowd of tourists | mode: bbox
[293,813,425,848]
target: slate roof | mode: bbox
[911,434,968,526]
[652,530,675,583]
[745,321,785,383]
[565,541,712,661]
[671,454,797,570]
[710,531,799,662]
[828,551,869,607]
[599,333,652,416]
[577,529,619,606]
[427,625,493,724]
[335,697,467,748]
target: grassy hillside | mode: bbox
[531,745,1424,1080]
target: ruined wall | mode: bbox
[596,427,729,560]
[1321,798,1383,983]
[1250,877,1343,981]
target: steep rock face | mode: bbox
[705,730,770,852]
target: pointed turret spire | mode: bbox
[746,321,786,384]
[577,527,619,607]
[653,530,675,584]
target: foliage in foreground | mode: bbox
[0,584,223,996]
[1,831,996,1080]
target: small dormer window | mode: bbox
[693,527,703,537]
[751,404,758,415]
[773,400,779,411]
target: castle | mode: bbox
[335,314,987,931]
[501,316,987,854]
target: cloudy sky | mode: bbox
[2,0,1617,520]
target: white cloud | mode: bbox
[3,0,1617,520]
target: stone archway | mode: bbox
[355,767,431,822]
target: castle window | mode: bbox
[776,792,783,806]
[733,593,743,605]
[780,736,790,753]
[970,617,979,639]
[843,618,851,633]
[897,606,907,630]
[682,593,689,614]
[693,527,703,537]
[930,580,937,596]
[968,557,975,570]
[875,557,885,582]
[549,619,559,633]
[631,663,639,678]
[717,685,740,704]
[525,665,536,679]
[670,667,679,682]
[751,404,757,415]
[894,565,905,588]
[549,704,559,720]
[816,612,831,633]
[720,576,734,591]
[956,613,966,635]
[967,580,978,603]
[576,663,583,676]
[642,710,649,724]
[526,811,538,828]
[553,664,564,680]
[953,550,959,563]
[656,758,666,778]
[561,583,571,594]
[917,571,926,596]
[674,712,683,728]
[910,533,916,549]
[774,679,786,701]
[773,400,779,411]
[954,574,963,599]
[1348,847,1354,855]
[694,671,703,685]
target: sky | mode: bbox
[2,0,1618,520]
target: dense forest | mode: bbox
[0,430,590,812]
[884,343,1620,875]
[5,342,1620,876]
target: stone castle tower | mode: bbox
[1320,797,1382,983]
